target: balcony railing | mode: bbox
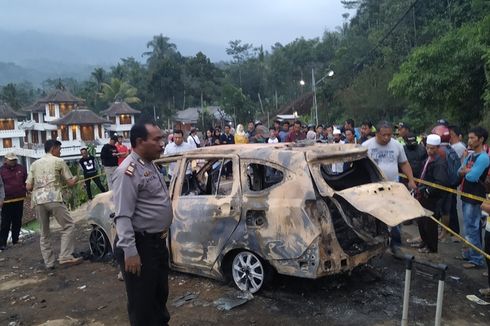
[105,124,132,132]
[0,129,25,138]
[19,138,117,159]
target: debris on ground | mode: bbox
[213,291,254,311]
[172,291,199,307]
[411,296,436,306]
[466,295,490,305]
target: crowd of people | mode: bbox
[1,117,490,325]
[165,117,490,298]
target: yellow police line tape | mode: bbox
[4,173,108,205]
[399,173,490,260]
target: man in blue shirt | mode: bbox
[459,126,490,268]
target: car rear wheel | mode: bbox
[89,226,110,259]
[231,251,266,293]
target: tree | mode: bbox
[226,40,253,86]
[389,21,487,130]
[98,78,141,104]
[143,34,179,67]
[91,67,106,91]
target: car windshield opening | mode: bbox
[320,158,382,191]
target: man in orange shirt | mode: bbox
[116,135,130,166]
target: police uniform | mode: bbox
[112,151,173,326]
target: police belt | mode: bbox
[135,230,168,241]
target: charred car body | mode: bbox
[88,143,427,293]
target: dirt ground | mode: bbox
[1,206,489,325]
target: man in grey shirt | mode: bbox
[449,125,467,162]
[113,122,173,326]
[363,121,417,251]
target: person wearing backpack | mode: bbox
[187,128,201,149]
[459,127,490,269]
[448,125,466,236]
[432,124,462,239]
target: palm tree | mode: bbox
[143,34,178,66]
[98,78,141,104]
[91,68,106,91]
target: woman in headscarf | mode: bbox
[234,124,248,144]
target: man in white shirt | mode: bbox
[163,130,193,178]
[187,128,201,149]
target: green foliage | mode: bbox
[98,78,141,104]
[7,0,489,133]
[389,21,487,130]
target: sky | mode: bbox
[0,0,352,62]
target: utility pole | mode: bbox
[312,68,318,126]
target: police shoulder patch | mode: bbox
[125,162,136,176]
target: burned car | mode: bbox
[88,143,427,293]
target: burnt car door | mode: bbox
[306,148,428,234]
[169,154,241,272]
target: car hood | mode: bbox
[336,182,429,227]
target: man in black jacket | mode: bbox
[79,148,106,200]
[101,136,119,190]
[416,134,449,253]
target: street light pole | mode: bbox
[312,68,334,127]
[312,68,318,126]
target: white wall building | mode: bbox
[99,101,140,139]
[17,89,112,169]
[0,102,26,157]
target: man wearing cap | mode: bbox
[0,153,27,250]
[397,122,411,145]
[332,128,344,144]
[415,134,449,253]
[403,133,427,180]
[101,136,120,190]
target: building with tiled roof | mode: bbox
[0,102,26,157]
[100,101,140,138]
[17,89,124,169]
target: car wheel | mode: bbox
[231,251,267,294]
[89,226,110,259]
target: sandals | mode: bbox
[462,262,479,269]
[406,237,422,244]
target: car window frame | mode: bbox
[171,153,240,199]
[241,159,289,194]
[154,156,182,199]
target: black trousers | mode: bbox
[115,233,170,326]
[449,193,460,234]
[417,215,438,252]
[0,200,24,247]
[84,175,106,200]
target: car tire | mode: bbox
[89,225,111,259]
[231,250,270,294]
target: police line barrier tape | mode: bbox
[4,173,107,205]
[400,173,490,260]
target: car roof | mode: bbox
[162,142,368,164]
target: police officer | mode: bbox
[112,122,173,326]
